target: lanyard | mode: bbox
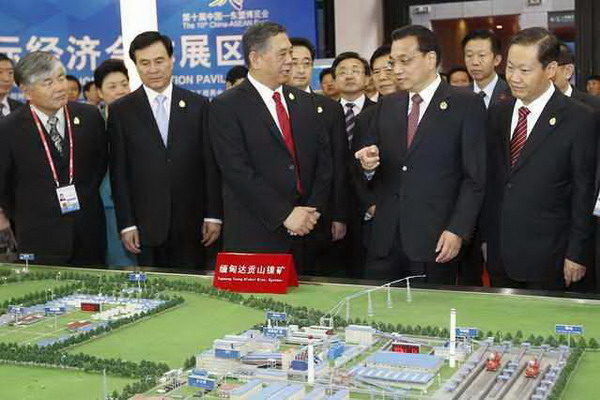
[29,105,74,187]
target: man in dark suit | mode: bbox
[331,52,377,277]
[482,28,596,290]
[0,53,22,116]
[0,51,107,265]
[463,29,511,109]
[288,37,348,275]
[552,43,600,292]
[355,25,487,284]
[209,22,332,273]
[369,45,398,101]
[108,31,222,269]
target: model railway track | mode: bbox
[483,347,529,399]
[503,364,551,400]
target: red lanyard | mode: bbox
[29,105,74,187]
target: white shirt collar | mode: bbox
[143,83,173,105]
[30,104,66,137]
[369,92,380,103]
[564,84,573,97]
[409,74,442,107]
[515,83,555,115]
[303,86,312,94]
[247,72,284,105]
[475,73,498,96]
[340,94,366,114]
[0,96,9,115]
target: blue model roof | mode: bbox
[353,366,434,384]
[366,351,443,370]
[250,382,288,399]
[276,384,304,399]
[303,387,326,399]
[326,389,350,399]
[346,325,375,332]
[230,379,262,396]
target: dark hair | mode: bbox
[242,22,286,67]
[225,65,248,85]
[391,25,441,67]
[94,58,129,88]
[509,27,559,68]
[557,42,575,66]
[82,81,95,100]
[129,31,173,63]
[319,67,334,83]
[587,75,600,83]
[447,65,471,82]
[331,52,370,78]
[0,53,14,67]
[369,45,391,70]
[289,37,316,61]
[461,29,502,55]
[66,74,81,92]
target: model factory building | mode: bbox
[345,325,376,345]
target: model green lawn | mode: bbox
[68,292,265,367]
[0,279,68,303]
[0,306,119,345]
[561,350,599,399]
[0,364,134,400]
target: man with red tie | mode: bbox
[482,28,596,290]
[209,22,332,272]
[354,25,487,284]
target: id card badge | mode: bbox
[56,185,80,214]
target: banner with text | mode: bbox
[157,0,317,98]
[1,0,122,101]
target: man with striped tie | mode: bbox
[482,28,596,290]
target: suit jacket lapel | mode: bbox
[283,86,303,160]
[392,93,408,158]
[239,80,288,152]
[167,85,186,150]
[406,80,449,158]
[499,100,515,173]
[133,86,165,150]
[512,91,565,173]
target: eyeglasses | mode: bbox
[336,69,365,77]
[388,52,426,69]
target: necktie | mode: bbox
[478,91,488,108]
[509,106,531,167]
[344,102,356,147]
[153,94,169,146]
[407,93,423,147]
[272,92,303,194]
[47,115,64,155]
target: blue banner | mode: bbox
[157,0,317,98]
[0,0,122,100]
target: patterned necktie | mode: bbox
[272,92,302,194]
[407,93,423,147]
[153,94,169,146]
[509,106,531,167]
[344,102,356,148]
[47,115,64,155]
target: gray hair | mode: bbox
[14,51,65,86]
[242,22,286,67]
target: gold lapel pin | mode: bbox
[179,100,186,108]
[549,117,556,126]
[439,101,448,110]
[288,92,295,101]
[317,106,323,114]
[73,117,80,125]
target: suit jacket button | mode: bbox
[288,165,295,170]
[507,183,513,189]
[401,166,408,172]
[167,158,172,163]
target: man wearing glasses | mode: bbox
[355,25,487,284]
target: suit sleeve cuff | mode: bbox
[204,218,223,224]
[121,226,137,234]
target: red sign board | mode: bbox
[213,252,298,294]
[81,302,100,312]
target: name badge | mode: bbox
[56,185,80,214]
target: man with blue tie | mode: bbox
[108,31,222,268]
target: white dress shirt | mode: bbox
[564,84,574,97]
[340,93,367,116]
[408,74,442,122]
[510,83,555,140]
[247,72,288,134]
[0,96,10,117]
[31,104,66,138]
[474,73,499,109]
